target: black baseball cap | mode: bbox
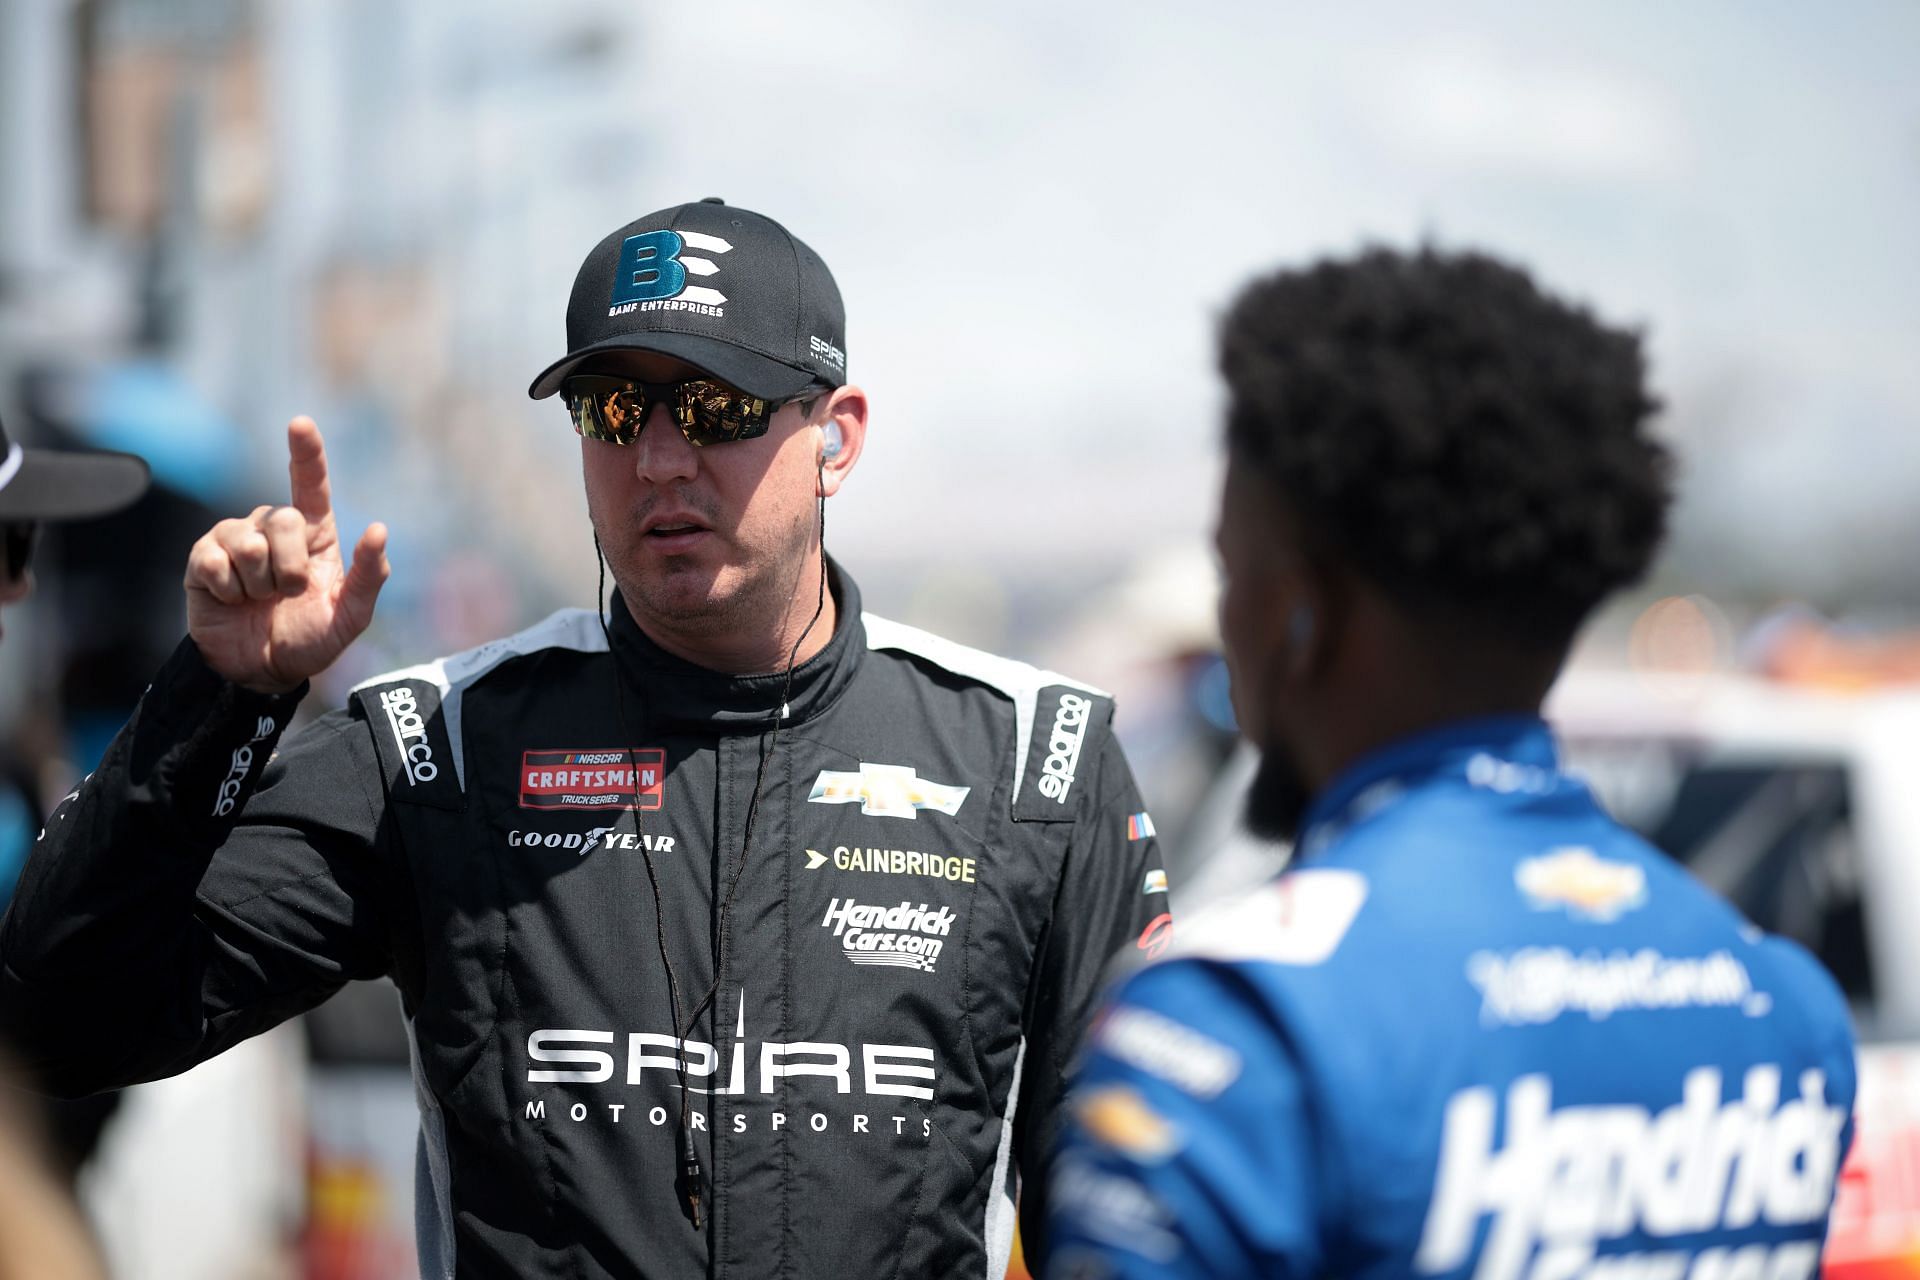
[528,198,847,403]
[0,412,149,523]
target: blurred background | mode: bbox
[1,0,1917,1276]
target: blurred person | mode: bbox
[0,411,145,1280]
[1045,248,1856,1279]
[0,199,1166,1278]
[0,412,149,1180]
[0,411,149,645]
[0,1074,104,1280]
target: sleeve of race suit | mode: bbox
[0,637,397,1098]
[1016,726,1171,1265]
[1044,959,1324,1280]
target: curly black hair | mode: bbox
[1221,245,1672,647]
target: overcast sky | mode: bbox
[519,0,1918,610]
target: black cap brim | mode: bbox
[528,333,822,402]
[0,448,151,522]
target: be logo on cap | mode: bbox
[610,229,734,314]
[528,197,848,404]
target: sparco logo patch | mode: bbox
[212,716,278,817]
[520,749,666,811]
[1015,687,1112,823]
[807,763,969,819]
[821,898,956,973]
[1039,693,1092,804]
[379,688,437,786]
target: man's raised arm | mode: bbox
[0,419,396,1096]
[184,416,389,693]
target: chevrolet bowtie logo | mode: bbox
[806,763,970,820]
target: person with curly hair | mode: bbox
[1045,248,1857,1280]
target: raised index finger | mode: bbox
[287,417,333,523]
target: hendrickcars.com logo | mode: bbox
[520,748,666,811]
[821,898,956,974]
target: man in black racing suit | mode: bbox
[0,199,1168,1279]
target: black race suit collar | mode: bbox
[604,556,865,735]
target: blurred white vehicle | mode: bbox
[79,1024,306,1280]
[1175,662,1920,1279]
[1546,669,1920,1280]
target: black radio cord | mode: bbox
[593,537,699,1222]
[679,481,827,1036]
[593,472,829,1233]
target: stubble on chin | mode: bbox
[598,491,818,646]
[1244,740,1313,845]
[616,553,751,632]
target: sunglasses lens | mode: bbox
[562,375,784,447]
[3,522,37,581]
[680,382,774,446]
[565,377,645,446]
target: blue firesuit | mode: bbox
[1048,717,1856,1280]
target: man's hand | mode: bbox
[185,418,389,694]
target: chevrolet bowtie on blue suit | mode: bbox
[1048,716,1857,1280]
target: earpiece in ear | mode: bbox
[820,420,844,460]
[1288,605,1315,654]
